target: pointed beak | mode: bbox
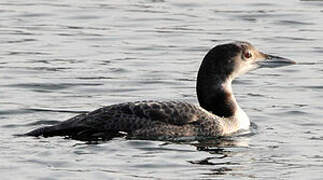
[256,53,296,68]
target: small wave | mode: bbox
[3,120,60,128]
[24,108,88,114]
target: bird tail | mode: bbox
[24,125,74,137]
[23,124,120,141]
[24,126,48,137]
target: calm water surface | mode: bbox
[1,0,323,179]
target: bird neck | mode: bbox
[196,73,251,131]
[197,76,238,117]
[196,76,250,132]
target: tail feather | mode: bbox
[25,126,48,137]
[25,125,76,137]
[24,125,120,141]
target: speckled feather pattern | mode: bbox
[27,101,225,139]
[25,42,263,140]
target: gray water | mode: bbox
[1,0,323,179]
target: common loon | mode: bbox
[25,41,295,140]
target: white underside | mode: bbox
[236,105,250,130]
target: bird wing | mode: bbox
[25,100,216,140]
[90,100,205,126]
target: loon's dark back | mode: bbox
[25,101,222,140]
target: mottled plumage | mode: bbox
[26,101,224,140]
[25,41,295,140]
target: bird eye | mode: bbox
[244,51,252,59]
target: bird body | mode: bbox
[26,101,225,140]
[25,41,295,140]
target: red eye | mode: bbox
[244,51,252,59]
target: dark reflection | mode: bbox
[185,136,250,177]
[190,156,235,176]
[195,136,250,150]
[203,167,233,176]
[189,126,255,176]
[188,156,239,166]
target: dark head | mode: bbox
[196,41,295,116]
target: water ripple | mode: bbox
[1,0,323,179]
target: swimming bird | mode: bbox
[25,41,295,140]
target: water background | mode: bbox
[1,0,323,179]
